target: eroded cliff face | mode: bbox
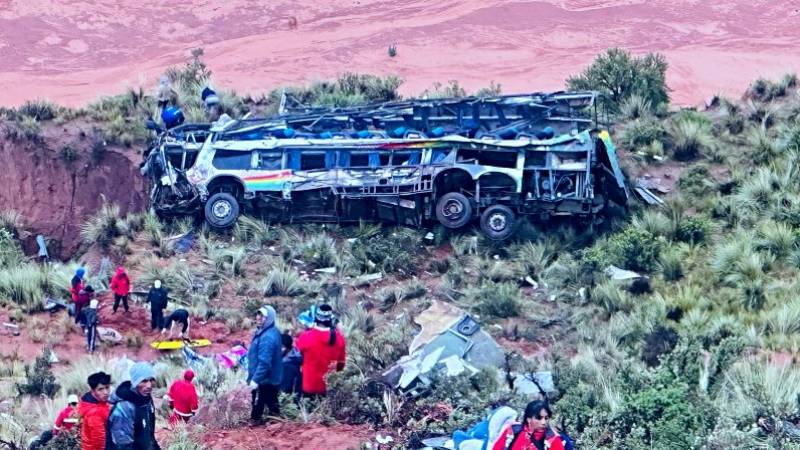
[0,124,147,259]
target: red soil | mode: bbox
[201,422,376,450]
[1,290,252,364]
[1,1,799,108]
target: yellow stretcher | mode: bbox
[150,339,212,351]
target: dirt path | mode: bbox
[1,1,799,107]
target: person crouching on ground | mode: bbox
[247,305,283,425]
[28,395,80,449]
[491,400,574,450]
[107,362,160,450]
[79,300,100,353]
[296,303,346,400]
[79,371,112,450]
[165,369,199,426]
[110,266,131,314]
[161,308,190,340]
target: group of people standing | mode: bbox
[31,363,168,450]
[246,303,346,425]
[68,266,193,355]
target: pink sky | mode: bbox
[1,0,799,107]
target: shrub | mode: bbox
[0,264,53,312]
[421,80,467,99]
[669,115,715,160]
[349,229,420,275]
[16,348,60,397]
[592,280,633,314]
[747,125,780,164]
[641,326,679,367]
[467,280,521,318]
[293,233,339,269]
[18,99,59,121]
[677,164,716,200]
[262,263,308,297]
[675,216,712,244]
[0,228,24,268]
[567,48,669,113]
[79,197,121,247]
[585,225,663,272]
[658,246,684,281]
[512,241,554,279]
[756,220,797,261]
[232,215,274,247]
[620,117,667,149]
[619,94,653,120]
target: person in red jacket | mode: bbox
[74,285,94,329]
[70,268,85,324]
[491,401,573,450]
[109,266,131,314]
[79,371,112,450]
[166,369,200,426]
[53,394,80,434]
[295,304,346,399]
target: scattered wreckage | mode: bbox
[380,301,554,400]
[141,91,631,240]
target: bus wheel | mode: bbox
[205,192,240,229]
[480,204,516,240]
[435,192,472,229]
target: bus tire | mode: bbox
[435,192,472,229]
[480,204,516,240]
[205,192,240,229]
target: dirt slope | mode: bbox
[0,123,146,258]
[1,0,799,107]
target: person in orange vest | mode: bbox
[165,369,199,426]
[109,266,131,314]
[79,371,112,450]
[295,304,346,400]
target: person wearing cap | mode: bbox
[28,394,81,449]
[296,303,346,398]
[147,280,169,331]
[79,371,112,450]
[108,361,160,450]
[246,305,283,425]
[110,266,131,314]
[79,299,100,353]
[53,394,80,434]
[165,369,199,426]
[161,308,191,340]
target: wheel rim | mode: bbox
[487,212,508,232]
[442,199,465,221]
[212,200,232,219]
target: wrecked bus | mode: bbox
[142,91,628,240]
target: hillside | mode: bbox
[3,51,800,450]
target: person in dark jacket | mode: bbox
[79,300,100,353]
[147,280,168,331]
[107,362,160,450]
[161,308,190,339]
[280,333,302,396]
[110,267,131,313]
[247,305,283,425]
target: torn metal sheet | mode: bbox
[635,177,667,206]
[604,265,643,281]
[383,302,506,398]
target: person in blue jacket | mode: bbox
[247,305,283,425]
[106,362,160,450]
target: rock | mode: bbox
[314,267,336,274]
